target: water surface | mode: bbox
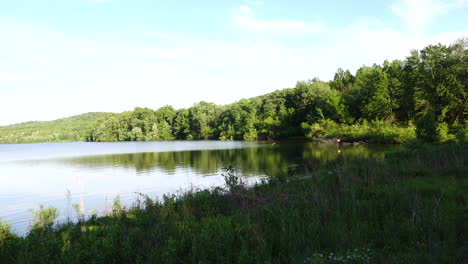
[0,141,395,235]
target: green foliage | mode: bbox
[0,112,111,144]
[436,122,455,143]
[416,110,440,142]
[86,107,176,142]
[173,109,191,139]
[242,127,258,141]
[301,122,325,139]
[112,196,123,214]
[0,220,15,242]
[189,101,220,140]
[412,41,467,125]
[30,205,59,230]
[455,123,468,142]
[222,165,245,193]
[329,68,354,92]
[303,119,416,143]
[83,39,468,144]
[353,65,393,120]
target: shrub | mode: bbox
[436,122,456,142]
[455,123,468,143]
[416,110,438,142]
[30,205,58,230]
[222,165,245,193]
[303,119,415,143]
[0,220,15,242]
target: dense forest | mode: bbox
[86,39,467,144]
[1,39,466,144]
[0,113,111,144]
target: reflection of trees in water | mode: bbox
[62,143,396,177]
[301,143,389,163]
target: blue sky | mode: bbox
[0,0,467,125]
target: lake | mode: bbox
[0,141,395,235]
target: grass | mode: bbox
[0,144,467,263]
[303,119,416,144]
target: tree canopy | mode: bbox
[84,39,466,143]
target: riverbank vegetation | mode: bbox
[1,39,466,144]
[0,113,111,144]
[0,143,466,263]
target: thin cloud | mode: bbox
[391,0,468,33]
[0,12,465,125]
[0,71,29,82]
[230,5,323,33]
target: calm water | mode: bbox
[0,141,395,235]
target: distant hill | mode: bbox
[0,112,112,144]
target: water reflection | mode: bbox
[0,141,397,235]
[57,142,392,177]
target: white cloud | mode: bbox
[0,71,29,82]
[0,20,309,125]
[230,5,323,33]
[0,14,465,125]
[391,0,468,33]
[313,28,464,75]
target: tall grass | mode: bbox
[0,144,466,263]
[303,119,416,143]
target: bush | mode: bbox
[0,220,15,242]
[416,110,439,142]
[301,122,326,138]
[30,205,58,230]
[455,123,468,143]
[222,165,245,193]
[303,119,415,143]
[436,122,456,142]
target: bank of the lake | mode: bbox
[0,141,395,235]
[1,143,466,263]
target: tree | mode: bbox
[155,105,176,126]
[189,102,219,140]
[345,65,394,121]
[173,109,191,139]
[413,41,467,124]
[330,68,354,92]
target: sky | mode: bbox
[0,0,467,126]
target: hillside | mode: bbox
[0,112,112,144]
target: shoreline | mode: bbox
[1,143,466,263]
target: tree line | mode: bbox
[0,112,111,144]
[86,39,467,143]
